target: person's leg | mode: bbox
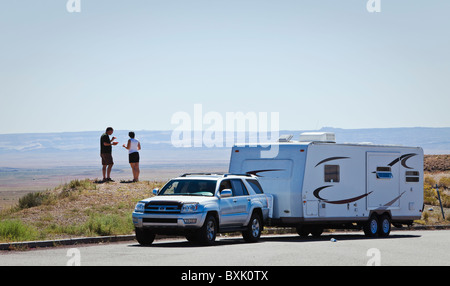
[135,162,140,182]
[106,163,113,180]
[102,165,107,181]
[130,163,136,181]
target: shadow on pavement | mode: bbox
[128,232,421,248]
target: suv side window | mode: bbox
[230,179,249,196]
[219,179,232,194]
[246,179,264,194]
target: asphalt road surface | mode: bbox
[1,230,450,266]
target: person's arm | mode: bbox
[123,139,131,149]
[103,136,118,146]
[137,142,141,151]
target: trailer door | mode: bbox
[366,152,401,209]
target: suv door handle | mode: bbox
[233,199,237,203]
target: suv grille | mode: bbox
[144,201,182,214]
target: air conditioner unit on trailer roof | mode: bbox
[299,132,336,143]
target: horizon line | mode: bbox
[1,126,450,136]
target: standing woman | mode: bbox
[123,131,141,182]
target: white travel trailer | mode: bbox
[229,132,424,237]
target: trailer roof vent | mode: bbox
[299,132,336,143]
[278,134,294,142]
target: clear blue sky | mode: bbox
[1,0,449,134]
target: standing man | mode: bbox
[100,127,118,182]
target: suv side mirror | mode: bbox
[153,188,159,195]
[220,189,232,198]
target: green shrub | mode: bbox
[83,214,133,236]
[18,192,45,210]
[424,176,436,188]
[0,220,39,242]
[424,186,437,205]
[422,211,429,222]
[60,179,95,198]
[439,177,450,189]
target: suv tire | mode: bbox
[198,215,217,246]
[243,212,262,243]
[135,228,156,245]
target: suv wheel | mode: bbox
[243,213,262,243]
[135,228,156,246]
[198,215,217,246]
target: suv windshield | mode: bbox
[159,179,217,196]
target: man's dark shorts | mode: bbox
[101,153,114,165]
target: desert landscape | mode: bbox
[0,154,448,243]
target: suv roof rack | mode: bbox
[179,173,256,178]
[223,173,255,178]
[179,173,225,177]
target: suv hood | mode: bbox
[143,195,217,204]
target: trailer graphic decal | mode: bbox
[376,191,406,210]
[313,185,373,205]
[314,157,350,167]
[245,169,284,177]
[387,153,418,169]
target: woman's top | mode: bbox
[128,138,140,154]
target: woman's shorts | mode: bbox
[129,152,140,163]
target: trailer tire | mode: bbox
[310,227,323,237]
[363,215,379,238]
[296,226,310,237]
[378,214,391,237]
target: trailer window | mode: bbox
[405,171,420,183]
[324,165,340,183]
[376,167,393,179]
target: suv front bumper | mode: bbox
[132,211,207,230]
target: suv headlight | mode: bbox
[134,202,145,213]
[181,203,199,213]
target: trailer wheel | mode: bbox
[363,215,379,238]
[378,214,391,237]
[296,226,310,238]
[310,227,323,237]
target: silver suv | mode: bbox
[132,173,273,246]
